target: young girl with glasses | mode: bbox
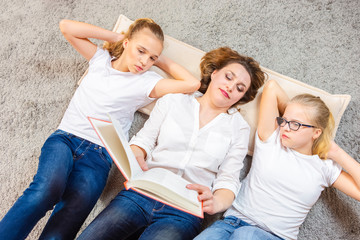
[0,18,200,240]
[195,79,360,240]
[77,47,266,240]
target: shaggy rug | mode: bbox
[0,0,359,239]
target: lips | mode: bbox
[220,89,230,99]
[135,65,143,72]
[282,134,289,140]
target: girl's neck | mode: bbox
[111,55,127,72]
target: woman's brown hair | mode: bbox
[199,47,266,106]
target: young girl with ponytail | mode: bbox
[0,18,199,240]
[195,79,360,240]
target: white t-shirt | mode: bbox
[129,93,250,196]
[225,129,342,240]
[58,47,162,146]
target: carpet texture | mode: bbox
[0,0,359,239]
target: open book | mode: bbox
[88,116,203,218]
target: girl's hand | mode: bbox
[130,145,148,171]
[111,32,124,43]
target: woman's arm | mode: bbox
[186,185,235,215]
[130,145,148,171]
[59,19,123,61]
[149,55,201,98]
[258,79,289,141]
[330,141,360,201]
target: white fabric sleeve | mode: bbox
[129,94,171,160]
[88,47,108,66]
[324,159,343,187]
[212,121,250,197]
[143,71,164,100]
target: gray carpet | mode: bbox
[0,0,359,239]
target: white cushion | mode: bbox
[79,14,351,155]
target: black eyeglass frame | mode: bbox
[276,117,317,131]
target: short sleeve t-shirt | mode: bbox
[226,129,342,240]
[58,47,162,145]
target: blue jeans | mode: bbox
[194,216,284,240]
[0,130,112,240]
[77,189,202,240]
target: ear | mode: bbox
[312,128,322,140]
[210,69,218,79]
[122,38,129,48]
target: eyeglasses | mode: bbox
[276,117,317,131]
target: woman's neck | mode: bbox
[196,95,228,129]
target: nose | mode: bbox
[140,55,149,67]
[283,122,291,131]
[226,82,235,93]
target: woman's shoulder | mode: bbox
[227,109,250,130]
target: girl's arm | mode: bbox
[330,141,360,201]
[149,55,201,98]
[258,79,289,141]
[59,19,123,61]
[186,185,235,215]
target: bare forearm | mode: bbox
[330,145,360,189]
[155,55,200,89]
[59,19,122,43]
[212,189,235,213]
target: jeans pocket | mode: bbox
[99,148,112,169]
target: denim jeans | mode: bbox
[194,216,284,240]
[0,130,112,240]
[77,189,202,240]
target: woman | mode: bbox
[195,80,360,240]
[0,18,200,240]
[77,47,266,240]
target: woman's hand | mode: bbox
[130,145,148,171]
[186,184,235,215]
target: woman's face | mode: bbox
[207,63,251,110]
[120,28,163,74]
[279,103,321,155]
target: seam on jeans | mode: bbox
[73,140,90,160]
[98,148,112,168]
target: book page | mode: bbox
[129,168,200,208]
[88,117,143,180]
[109,116,143,177]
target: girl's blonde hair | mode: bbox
[290,94,335,159]
[103,18,164,58]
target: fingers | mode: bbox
[136,157,149,171]
[186,183,208,193]
[187,184,213,201]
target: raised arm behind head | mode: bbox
[59,19,124,61]
[257,79,289,141]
